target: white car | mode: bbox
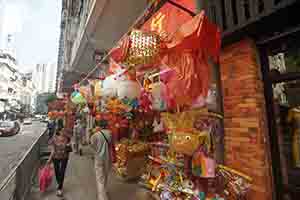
[23,118,32,125]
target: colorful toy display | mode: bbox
[63,10,252,200]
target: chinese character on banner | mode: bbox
[143,0,196,35]
[151,12,166,34]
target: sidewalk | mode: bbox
[29,147,154,200]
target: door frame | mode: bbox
[257,28,300,200]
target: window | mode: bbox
[231,0,238,25]
[243,0,251,20]
[258,0,265,13]
[221,0,227,30]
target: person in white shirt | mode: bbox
[90,124,112,200]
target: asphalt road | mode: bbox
[0,121,47,184]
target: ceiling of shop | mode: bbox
[72,0,148,74]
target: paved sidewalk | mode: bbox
[29,147,154,200]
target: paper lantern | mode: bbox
[117,80,141,99]
[123,30,162,69]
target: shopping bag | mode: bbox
[39,165,53,192]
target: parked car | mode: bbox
[32,117,39,121]
[41,116,49,123]
[23,118,32,125]
[0,121,20,137]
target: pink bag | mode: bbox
[39,165,53,192]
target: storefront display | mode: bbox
[64,2,253,199]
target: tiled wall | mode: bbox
[220,39,274,199]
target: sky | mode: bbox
[0,0,61,71]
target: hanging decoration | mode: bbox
[70,91,87,105]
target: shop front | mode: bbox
[57,0,300,199]
[258,27,300,200]
[53,0,257,199]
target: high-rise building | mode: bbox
[46,63,58,92]
[33,63,57,94]
[0,0,5,49]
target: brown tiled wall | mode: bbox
[220,39,273,199]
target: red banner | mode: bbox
[142,0,196,35]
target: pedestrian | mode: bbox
[90,124,113,200]
[57,118,64,132]
[73,119,83,155]
[47,119,56,141]
[47,127,71,197]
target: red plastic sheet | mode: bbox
[162,11,221,107]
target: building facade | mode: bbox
[57,0,148,93]
[33,63,58,94]
[0,50,35,115]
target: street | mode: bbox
[0,121,46,184]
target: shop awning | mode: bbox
[70,0,148,73]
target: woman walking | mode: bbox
[47,128,71,197]
[90,124,113,200]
